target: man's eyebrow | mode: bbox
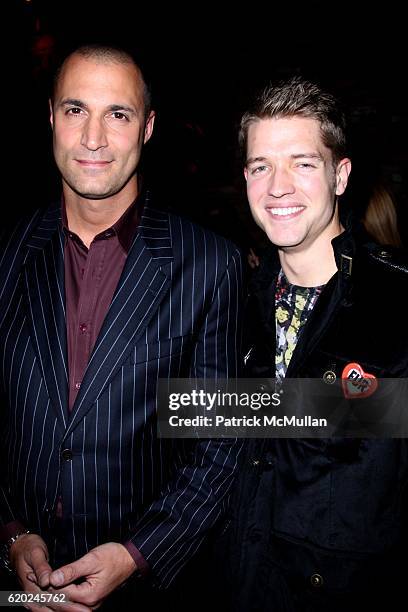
[60,98,87,109]
[246,156,268,166]
[59,100,138,115]
[291,153,323,161]
[246,152,325,166]
[106,104,138,115]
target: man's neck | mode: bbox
[63,182,138,248]
[279,223,344,288]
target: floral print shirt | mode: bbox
[275,269,324,380]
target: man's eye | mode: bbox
[111,112,128,121]
[250,166,267,175]
[66,107,82,115]
[297,163,315,169]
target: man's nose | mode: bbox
[80,116,108,151]
[267,167,295,198]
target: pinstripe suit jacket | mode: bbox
[0,196,243,588]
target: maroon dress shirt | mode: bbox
[62,197,148,576]
[63,200,140,411]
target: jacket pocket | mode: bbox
[129,334,193,364]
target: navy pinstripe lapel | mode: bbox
[64,205,174,438]
[23,203,68,430]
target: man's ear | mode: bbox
[244,167,248,182]
[335,158,352,196]
[49,99,54,129]
[144,111,155,144]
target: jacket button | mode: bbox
[323,370,336,384]
[310,573,324,587]
[61,449,73,461]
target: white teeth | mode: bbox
[268,206,303,216]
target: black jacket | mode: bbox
[219,226,408,612]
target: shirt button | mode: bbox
[323,370,336,384]
[310,573,324,587]
[79,323,87,333]
[75,382,81,390]
[61,449,73,461]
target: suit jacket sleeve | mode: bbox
[0,213,41,535]
[127,247,244,588]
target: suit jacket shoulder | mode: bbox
[0,207,50,318]
[165,208,242,264]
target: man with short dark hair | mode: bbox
[0,44,243,611]
[223,77,408,611]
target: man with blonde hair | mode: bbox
[223,77,408,612]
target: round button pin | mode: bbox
[310,573,324,587]
[323,370,336,384]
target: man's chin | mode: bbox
[70,183,117,200]
[264,230,303,250]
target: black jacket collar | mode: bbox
[249,215,372,295]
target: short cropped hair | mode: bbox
[239,76,347,164]
[52,43,152,118]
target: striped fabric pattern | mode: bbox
[0,198,243,588]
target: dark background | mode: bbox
[12,0,408,249]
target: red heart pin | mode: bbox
[341,362,378,399]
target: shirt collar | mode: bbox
[61,189,145,254]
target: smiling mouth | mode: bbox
[267,206,305,217]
